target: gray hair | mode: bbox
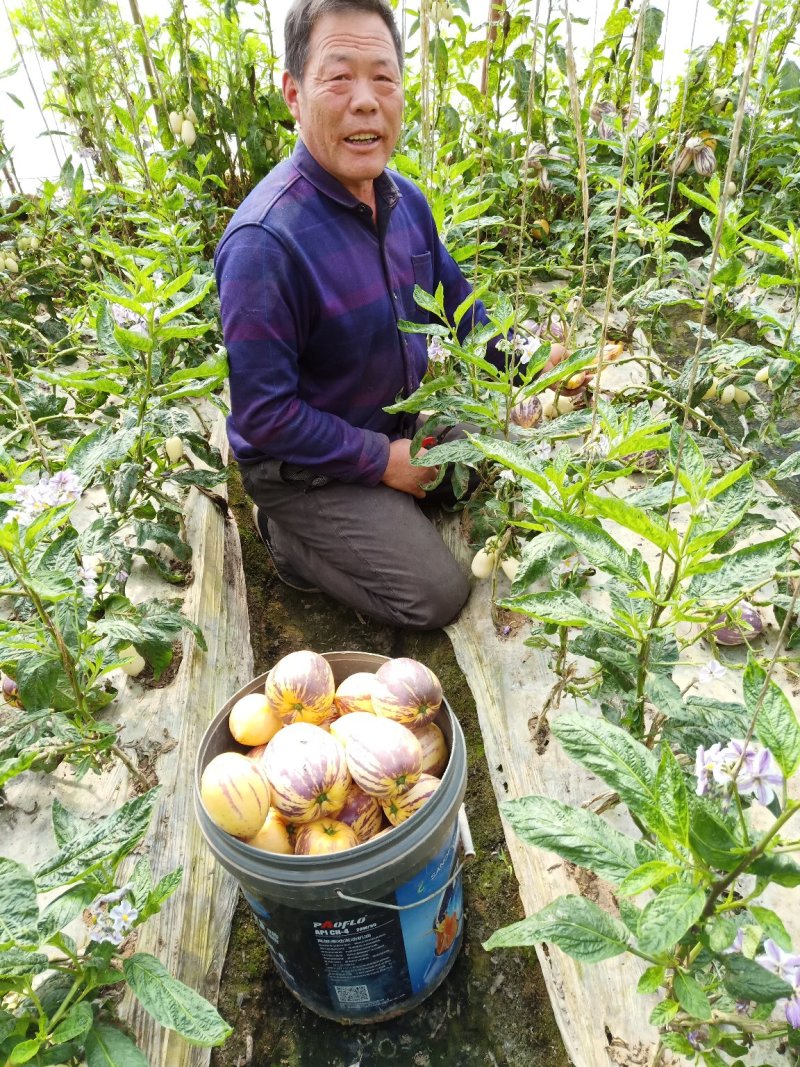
[284,0,404,82]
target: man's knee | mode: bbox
[393,564,470,630]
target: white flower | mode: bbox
[532,441,554,462]
[698,659,727,685]
[496,468,516,484]
[427,336,447,364]
[7,470,82,525]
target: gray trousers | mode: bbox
[239,433,472,631]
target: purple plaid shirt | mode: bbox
[215,140,496,484]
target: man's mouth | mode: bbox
[344,134,381,145]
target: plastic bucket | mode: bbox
[194,651,469,1024]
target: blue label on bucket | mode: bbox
[242,824,463,1021]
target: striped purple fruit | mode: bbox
[381,773,440,827]
[265,650,335,725]
[200,752,271,838]
[371,657,442,728]
[335,781,385,843]
[345,717,423,800]
[263,722,350,824]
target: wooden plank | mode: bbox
[441,485,799,1067]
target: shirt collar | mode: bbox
[291,139,401,213]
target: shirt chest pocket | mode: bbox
[411,252,434,309]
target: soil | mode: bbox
[209,470,570,1067]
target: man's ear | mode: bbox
[283,71,302,123]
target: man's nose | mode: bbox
[349,78,379,111]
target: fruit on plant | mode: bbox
[169,110,183,134]
[600,341,624,363]
[17,237,29,251]
[263,722,350,823]
[335,781,384,842]
[555,392,577,414]
[185,105,198,124]
[732,387,749,406]
[726,181,737,197]
[1,673,20,707]
[330,710,376,748]
[346,716,423,799]
[294,818,359,855]
[702,378,719,400]
[265,649,335,724]
[531,219,550,241]
[540,388,557,419]
[414,721,448,777]
[229,692,283,746]
[381,774,440,826]
[80,254,92,268]
[755,366,770,383]
[471,546,498,578]
[29,236,40,251]
[200,752,270,838]
[501,556,520,582]
[119,645,146,677]
[719,384,736,405]
[712,602,764,646]
[334,672,377,716]
[164,435,184,463]
[4,256,19,274]
[245,808,294,854]
[372,657,442,727]
[510,395,542,429]
[181,119,197,147]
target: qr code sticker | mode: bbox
[334,984,370,1005]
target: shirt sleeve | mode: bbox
[215,224,390,485]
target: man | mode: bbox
[215,0,562,629]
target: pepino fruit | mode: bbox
[372,657,442,728]
[295,818,359,856]
[330,710,377,748]
[414,721,448,777]
[200,752,270,838]
[334,671,377,716]
[381,774,440,826]
[245,808,294,854]
[265,650,335,725]
[471,546,498,579]
[164,435,184,463]
[169,110,183,134]
[263,722,350,823]
[334,782,384,843]
[346,716,423,799]
[181,119,197,147]
[119,645,146,677]
[229,692,282,747]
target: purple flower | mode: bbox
[427,336,446,364]
[713,740,784,806]
[687,1029,705,1050]
[786,993,800,1029]
[757,940,800,986]
[694,743,722,796]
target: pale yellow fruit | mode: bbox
[4,256,19,274]
[180,119,196,147]
[755,366,770,383]
[80,254,92,268]
[414,721,448,777]
[501,556,520,581]
[334,672,377,716]
[169,110,183,134]
[185,105,198,124]
[720,384,736,405]
[732,387,749,406]
[471,547,497,579]
[330,710,377,749]
[245,809,293,854]
[29,236,40,251]
[555,393,576,414]
[200,752,270,838]
[229,692,283,746]
[119,645,146,677]
[164,435,184,463]
[726,181,737,197]
[17,237,29,251]
[702,378,718,400]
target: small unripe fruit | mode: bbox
[180,119,196,147]
[164,435,184,463]
[720,384,736,405]
[4,256,19,273]
[201,752,270,838]
[501,556,520,581]
[755,366,770,383]
[702,378,719,401]
[185,105,198,124]
[119,645,146,677]
[471,547,498,578]
[726,181,737,197]
[169,110,183,134]
[531,218,550,241]
[229,692,283,746]
[555,393,577,414]
[29,236,40,251]
[81,254,92,268]
[17,237,30,251]
[732,386,749,406]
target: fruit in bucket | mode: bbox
[265,649,335,725]
[335,781,385,843]
[201,752,271,838]
[245,808,294,854]
[414,721,448,777]
[372,657,443,728]
[294,818,360,855]
[229,692,282,746]
[263,722,350,823]
[330,710,377,748]
[334,671,378,715]
[382,774,441,826]
[346,716,423,799]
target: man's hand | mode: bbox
[381,439,439,499]
[541,342,568,376]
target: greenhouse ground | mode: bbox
[208,471,570,1067]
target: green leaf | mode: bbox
[512,532,571,590]
[637,965,665,994]
[586,493,677,555]
[551,713,660,817]
[617,861,680,898]
[722,955,794,1003]
[123,953,232,1046]
[749,906,791,951]
[35,789,160,892]
[499,590,618,631]
[383,373,459,414]
[51,799,92,848]
[38,884,97,944]
[673,971,712,1020]
[158,275,214,325]
[649,998,679,1025]
[637,884,706,956]
[501,795,641,884]
[687,535,793,603]
[775,450,800,480]
[0,948,49,978]
[0,858,39,949]
[7,1038,41,1064]
[67,425,138,482]
[743,655,800,777]
[85,1022,148,1067]
[483,895,630,962]
[50,1001,93,1044]
[538,509,641,581]
[655,746,689,847]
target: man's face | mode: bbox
[283,12,403,201]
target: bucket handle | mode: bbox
[335,807,475,912]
